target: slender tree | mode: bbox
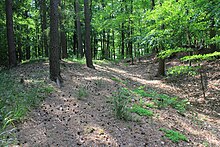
[75,0,83,58]
[5,0,17,67]
[84,0,95,69]
[49,0,62,83]
[39,0,48,57]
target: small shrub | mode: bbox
[154,95,189,114]
[112,87,131,121]
[160,128,188,143]
[130,105,153,117]
[78,87,88,99]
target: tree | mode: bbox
[49,0,62,83]
[5,0,17,67]
[39,0,48,57]
[84,0,95,69]
[75,0,83,58]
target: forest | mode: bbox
[0,0,220,146]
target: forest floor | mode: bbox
[15,57,220,147]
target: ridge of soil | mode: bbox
[15,58,220,146]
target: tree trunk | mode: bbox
[102,30,106,59]
[157,58,165,76]
[26,36,31,60]
[112,31,116,60]
[61,31,68,58]
[84,0,95,69]
[5,0,17,67]
[106,32,110,59]
[49,0,62,82]
[60,1,68,59]
[121,23,125,59]
[75,0,83,58]
[73,25,77,55]
[40,0,48,57]
[210,17,217,52]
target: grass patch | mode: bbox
[93,59,111,65]
[0,71,53,145]
[160,128,188,143]
[22,57,48,64]
[112,87,132,121]
[130,105,153,117]
[77,86,88,99]
[111,77,127,84]
[64,58,86,64]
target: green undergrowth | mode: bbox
[0,71,53,145]
[77,86,88,100]
[64,58,112,65]
[65,58,86,64]
[112,87,132,121]
[22,57,48,64]
[130,105,153,117]
[181,51,220,62]
[132,86,189,114]
[167,65,200,77]
[112,85,189,121]
[158,48,193,59]
[160,128,188,143]
[111,77,128,85]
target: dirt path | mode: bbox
[16,59,220,146]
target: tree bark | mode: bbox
[121,23,125,59]
[75,0,84,58]
[40,0,48,57]
[84,0,95,69]
[210,17,217,52]
[60,1,68,59]
[5,0,17,67]
[49,0,62,82]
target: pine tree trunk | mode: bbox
[5,0,17,67]
[84,0,95,69]
[121,23,125,59]
[75,0,83,58]
[40,0,48,57]
[49,0,62,82]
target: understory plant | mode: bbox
[130,104,153,117]
[112,87,131,121]
[160,128,188,143]
[132,86,189,114]
[0,71,53,145]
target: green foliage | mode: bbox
[132,86,189,114]
[22,58,48,64]
[133,86,154,97]
[160,128,188,143]
[167,66,200,77]
[112,87,131,121]
[111,77,127,84]
[181,52,220,62]
[78,86,88,99]
[153,94,189,114]
[0,71,53,144]
[130,105,153,117]
[158,48,193,59]
[64,58,86,64]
